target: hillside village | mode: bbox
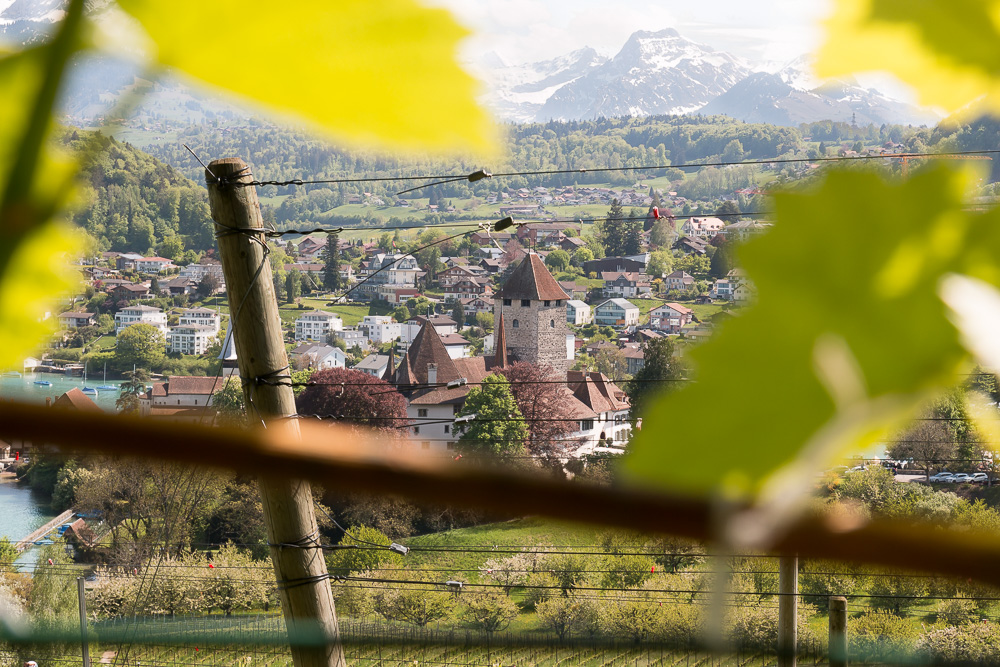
[23,200,763,460]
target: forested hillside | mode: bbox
[69,132,213,256]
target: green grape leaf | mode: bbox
[816,0,1000,113]
[624,166,977,500]
[0,4,84,371]
[116,0,496,154]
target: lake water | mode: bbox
[0,474,58,566]
[0,371,121,411]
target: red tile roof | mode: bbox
[497,254,569,301]
[53,388,103,412]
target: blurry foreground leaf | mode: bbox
[0,0,85,370]
[817,0,1000,113]
[117,0,496,154]
[625,166,982,510]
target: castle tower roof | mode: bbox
[399,321,461,385]
[497,254,570,301]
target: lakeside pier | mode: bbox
[15,508,75,552]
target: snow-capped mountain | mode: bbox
[534,28,750,121]
[0,0,64,43]
[479,48,609,123]
[479,29,940,127]
[702,57,941,127]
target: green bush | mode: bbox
[463,591,519,633]
[800,560,861,605]
[850,609,918,662]
[938,596,978,625]
[918,622,1000,663]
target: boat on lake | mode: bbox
[33,380,52,386]
[96,362,116,390]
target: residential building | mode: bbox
[623,345,645,375]
[444,277,491,299]
[594,299,640,329]
[566,300,592,325]
[178,263,226,289]
[583,256,646,276]
[135,256,175,274]
[458,296,493,317]
[664,271,695,292]
[178,308,221,334]
[292,344,347,370]
[439,334,472,359]
[115,305,168,334]
[294,310,344,342]
[359,316,403,344]
[114,253,145,271]
[564,371,633,454]
[409,315,458,337]
[338,328,368,351]
[494,254,572,375]
[59,311,96,329]
[601,271,652,298]
[681,216,726,239]
[111,283,151,302]
[649,302,694,333]
[353,354,390,377]
[140,375,226,420]
[356,253,419,301]
[167,324,216,355]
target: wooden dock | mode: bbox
[15,508,75,552]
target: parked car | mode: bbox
[970,472,989,484]
[929,472,955,482]
[950,473,972,484]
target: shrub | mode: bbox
[521,571,556,610]
[599,591,664,643]
[917,622,1000,663]
[599,554,656,590]
[937,596,978,625]
[537,594,591,640]
[463,591,519,633]
[326,525,401,576]
[850,609,918,662]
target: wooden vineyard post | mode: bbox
[778,555,798,667]
[829,596,848,667]
[207,157,344,667]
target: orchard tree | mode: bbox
[115,324,164,371]
[498,362,576,459]
[296,367,407,432]
[464,592,519,633]
[456,374,528,462]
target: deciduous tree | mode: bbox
[498,362,577,459]
[456,374,528,462]
[296,367,407,432]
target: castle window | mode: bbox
[550,319,555,328]
[513,319,519,328]
[503,299,511,306]
[544,300,550,306]
[521,299,530,307]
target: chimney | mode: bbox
[427,363,438,385]
[45,397,51,407]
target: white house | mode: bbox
[115,305,168,335]
[439,334,472,359]
[649,302,694,333]
[59,311,96,329]
[566,300,592,325]
[681,217,726,239]
[140,375,226,420]
[356,253,420,301]
[293,344,347,370]
[135,256,175,274]
[594,298,640,329]
[353,354,391,377]
[664,271,695,292]
[178,308,221,334]
[167,324,216,355]
[295,310,344,342]
[563,372,633,456]
[359,316,402,344]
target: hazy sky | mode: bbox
[429,0,832,66]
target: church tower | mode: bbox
[494,254,571,375]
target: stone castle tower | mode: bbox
[494,254,571,375]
